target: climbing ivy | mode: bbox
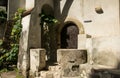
[11,8,25,43]
[0,8,25,68]
[40,11,58,24]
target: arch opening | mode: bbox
[60,23,79,49]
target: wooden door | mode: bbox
[61,24,79,49]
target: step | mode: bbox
[62,77,82,78]
[36,70,61,78]
[92,64,117,70]
[48,65,61,71]
[40,71,53,78]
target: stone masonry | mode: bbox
[11,0,120,78]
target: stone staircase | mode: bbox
[30,49,120,78]
[37,65,62,78]
[35,64,120,78]
[35,64,82,78]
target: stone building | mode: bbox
[8,0,120,78]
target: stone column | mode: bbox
[78,34,87,49]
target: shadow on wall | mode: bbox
[54,0,74,23]
[89,62,120,78]
[40,4,57,62]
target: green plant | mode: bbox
[0,8,7,23]
[6,8,25,64]
[15,68,24,78]
[40,11,58,25]
[0,8,25,68]
[0,68,8,74]
[11,8,25,42]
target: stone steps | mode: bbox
[35,65,62,78]
[48,65,61,71]
[35,64,120,78]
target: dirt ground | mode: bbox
[0,71,17,78]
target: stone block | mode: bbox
[86,38,93,64]
[62,77,81,78]
[30,49,46,75]
[39,71,56,78]
[79,64,93,78]
[57,49,87,65]
[40,71,48,78]
[48,65,61,71]
[57,49,87,77]
[46,73,54,78]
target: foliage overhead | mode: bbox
[40,11,58,24]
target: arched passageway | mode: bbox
[61,23,79,49]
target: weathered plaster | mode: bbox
[17,0,120,77]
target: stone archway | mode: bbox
[61,23,79,49]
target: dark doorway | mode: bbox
[61,23,79,49]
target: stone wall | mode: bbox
[55,0,120,38]
[83,0,120,37]
[92,36,120,68]
[17,0,120,78]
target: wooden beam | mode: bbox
[21,8,34,17]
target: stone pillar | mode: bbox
[78,34,92,64]
[78,34,87,49]
[17,0,35,77]
[30,48,46,77]
[17,15,31,77]
[86,38,93,64]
